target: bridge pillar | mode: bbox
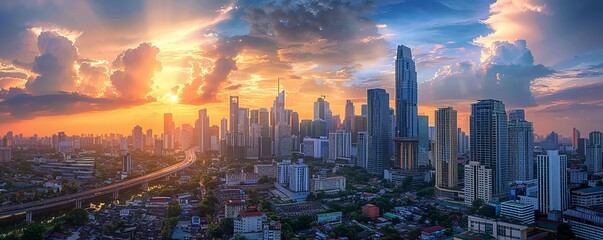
[25,210,33,223]
[141,182,149,191]
[112,190,119,199]
[75,200,82,209]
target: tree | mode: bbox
[22,224,46,240]
[65,208,89,226]
[407,228,421,239]
[391,217,401,225]
[555,223,575,239]
[219,218,234,237]
[478,205,496,218]
[167,201,182,218]
[102,223,114,235]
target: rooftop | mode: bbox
[422,226,445,233]
[574,186,603,194]
[238,210,263,217]
[453,231,495,240]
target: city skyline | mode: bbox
[1,0,602,137]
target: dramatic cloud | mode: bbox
[109,43,161,100]
[25,31,79,95]
[77,60,109,96]
[475,0,603,65]
[420,40,553,107]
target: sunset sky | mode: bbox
[0,0,602,137]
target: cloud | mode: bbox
[420,40,553,107]
[77,59,109,96]
[25,31,79,95]
[475,0,603,65]
[109,42,161,100]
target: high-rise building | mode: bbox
[274,122,291,159]
[508,109,534,181]
[230,96,239,133]
[250,109,259,125]
[464,161,493,205]
[163,113,175,150]
[367,89,391,175]
[356,132,368,168]
[394,44,419,170]
[132,125,143,151]
[418,115,429,166]
[181,124,194,150]
[271,91,286,128]
[146,129,153,146]
[328,130,352,160]
[537,150,569,215]
[435,107,458,189]
[578,138,588,158]
[586,131,603,173]
[361,104,367,116]
[154,139,163,156]
[299,120,312,139]
[198,109,210,152]
[122,153,132,173]
[572,128,581,150]
[238,108,250,147]
[470,99,509,197]
[288,162,310,192]
[249,123,262,158]
[314,97,330,121]
[311,119,327,138]
[344,100,354,131]
[350,115,367,143]
[220,118,228,140]
[290,112,299,137]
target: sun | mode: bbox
[169,95,179,103]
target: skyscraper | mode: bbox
[394,44,419,170]
[274,122,291,158]
[230,96,239,133]
[181,124,194,150]
[586,131,602,173]
[367,89,391,175]
[290,112,299,136]
[220,118,228,140]
[146,129,153,146]
[344,100,354,131]
[418,115,429,166]
[356,131,368,168]
[238,108,250,147]
[328,130,352,160]
[435,107,458,189]
[537,150,569,215]
[250,109,259,125]
[572,128,580,149]
[163,113,175,150]
[508,109,534,181]
[132,125,143,151]
[198,109,210,152]
[314,97,330,121]
[470,99,509,197]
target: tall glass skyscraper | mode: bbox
[394,44,419,169]
[508,109,534,181]
[367,89,391,175]
[470,99,509,198]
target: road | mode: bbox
[0,148,197,219]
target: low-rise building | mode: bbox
[225,199,247,218]
[500,201,534,225]
[563,207,603,240]
[467,215,529,240]
[361,204,380,219]
[572,186,603,207]
[254,164,277,179]
[33,157,95,179]
[310,176,346,193]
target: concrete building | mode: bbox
[0,147,11,162]
[537,150,569,215]
[355,132,368,168]
[500,201,534,225]
[418,115,430,166]
[122,153,132,173]
[274,123,291,159]
[263,221,282,240]
[563,207,603,240]
[254,164,277,179]
[508,109,534,181]
[225,199,246,218]
[572,186,603,207]
[586,131,602,173]
[361,204,380,219]
[467,215,529,240]
[435,107,458,190]
[302,137,328,160]
[464,161,492,205]
[328,130,351,160]
[234,210,266,240]
[310,176,346,193]
[132,125,144,151]
[198,109,210,152]
[163,113,175,150]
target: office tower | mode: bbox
[271,91,286,126]
[250,109,259,125]
[361,104,368,116]
[470,99,509,197]
[500,201,535,225]
[457,129,467,154]
[418,115,429,166]
[508,109,534,181]
[175,127,181,147]
[314,97,330,121]
[154,139,163,156]
[350,115,367,143]
[302,137,329,159]
[259,108,270,130]
[332,115,341,132]
[344,100,355,131]
[537,150,569,215]
[181,124,194,150]
[0,147,11,162]
[328,130,352,160]
[220,118,228,140]
[285,109,293,125]
[311,119,327,138]
[250,123,262,158]
[122,153,132,173]
[238,108,250,147]
[230,96,239,133]
[300,120,312,139]
[132,125,143,151]
[586,131,603,173]
[356,132,368,168]
[198,109,210,152]
[290,112,299,136]
[209,125,219,151]
[146,129,153,146]
[578,138,588,158]
[163,113,175,150]
[288,161,310,192]
[366,89,391,175]
[435,107,458,189]
[464,161,493,205]
[394,44,419,170]
[277,160,291,185]
[572,128,580,149]
[544,131,559,150]
[274,122,291,158]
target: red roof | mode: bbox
[422,226,446,233]
[239,210,263,217]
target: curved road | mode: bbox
[0,148,196,219]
